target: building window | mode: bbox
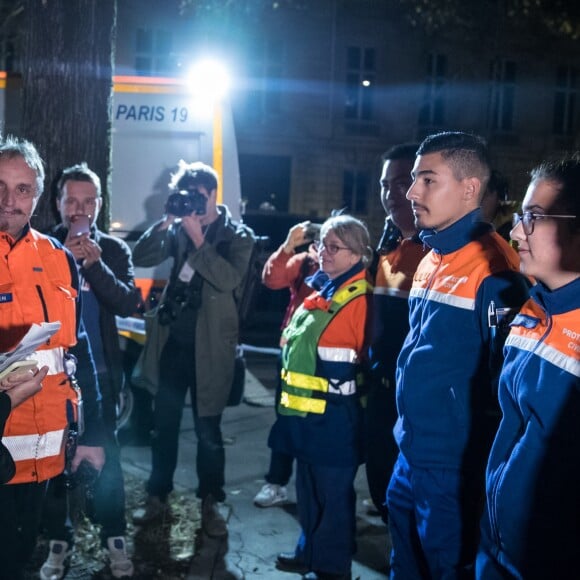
[554,65,577,136]
[244,36,284,121]
[135,28,174,75]
[418,53,447,127]
[342,170,369,213]
[345,46,375,121]
[490,59,516,132]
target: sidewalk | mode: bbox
[120,355,390,579]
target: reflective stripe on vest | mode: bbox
[2,428,65,461]
[280,277,369,416]
[280,391,326,414]
[282,368,329,392]
[28,347,65,375]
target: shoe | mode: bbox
[132,495,168,525]
[303,572,352,580]
[107,536,134,578]
[276,551,307,574]
[362,497,380,516]
[253,483,289,507]
[40,540,72,580]
[201,494,228,538]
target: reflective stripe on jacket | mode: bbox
[279,278,369,416]
[0,230,78,484]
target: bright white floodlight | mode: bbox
[186,59,231,101]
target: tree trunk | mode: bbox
[20,0,116,232]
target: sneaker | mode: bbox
[107,536,134,578]
[201,494,228,538]
[132,495,168,525]
[40,540,72,580]
[254,483,288,507]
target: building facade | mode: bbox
[116,0,580,243]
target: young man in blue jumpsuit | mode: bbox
[386,132,531,578]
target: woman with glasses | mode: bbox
[477,155,580,578]
[270,214,372,580]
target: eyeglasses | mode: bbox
[316,241,351,255]
[512,211,577,236]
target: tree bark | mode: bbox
[20,0,116,232]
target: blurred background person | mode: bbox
[272,214,372,580]
[365,143,427,526]
[478,154,580,578]
[480,169,517,241]
[254,220,320,508]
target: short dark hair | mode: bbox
[169,160,219,193]
[486,169,509,202]
[530,153,580,232]
[56,162,101,198]
[382,143,420,162]
[0,135,45,195]
[417,131,491,192]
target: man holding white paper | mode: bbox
[0,136,105,580]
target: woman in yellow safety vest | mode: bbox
[270,214,372,580]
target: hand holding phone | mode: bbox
[69,215,91,238]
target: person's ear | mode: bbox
[463,177,481,202]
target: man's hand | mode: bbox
[181,212,205,248]
[64,233,102,268]
[72,445,105,473]
[3,366,48,408]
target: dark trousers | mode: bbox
[386,453,481,580]
[295,459,357,576]
[0,481,47,580]
[44,372,127,545]
[147,338,225,502]
[364,377,399,524]
[265,354,293,485]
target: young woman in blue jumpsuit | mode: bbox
[477,154,580,578]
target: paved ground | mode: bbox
[121,349,391,579]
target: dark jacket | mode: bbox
[395,210,531,471]
[52,225,141,398]
[0,393,15,483]
[480,279,580,577]
[132,205,255,416]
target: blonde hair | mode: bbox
[320,214,373,266]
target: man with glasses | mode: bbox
[386,132,530,578]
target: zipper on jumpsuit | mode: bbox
[487,303,551,548]
[398,252,443,431]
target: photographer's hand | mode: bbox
[158,213,178,231]
[283,221,311,254]
[181,213,205,248]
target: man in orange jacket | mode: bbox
[0,136,105,580]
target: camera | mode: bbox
[165,188,207,217]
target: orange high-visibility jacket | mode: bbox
[0,228,78,484]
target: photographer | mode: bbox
[131,161,255,538]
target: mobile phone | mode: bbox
[0,360,38,381]
[304,222,322,242]
[69,215,91,237]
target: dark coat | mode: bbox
[132,206,255,416]
[52,225,141,398]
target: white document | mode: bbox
[0,321,62,374]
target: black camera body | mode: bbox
[166,188,207,217]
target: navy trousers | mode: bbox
[294,459,357,576]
